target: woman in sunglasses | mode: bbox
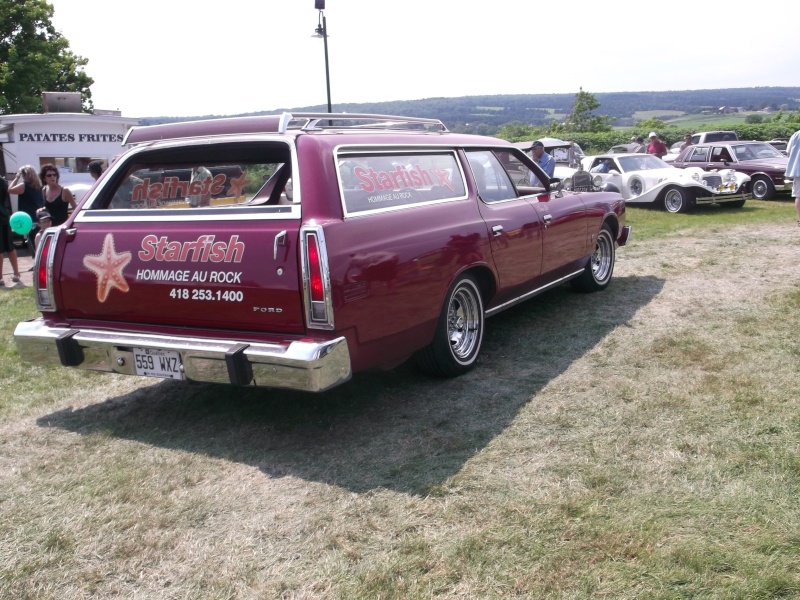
[38,164,77,227]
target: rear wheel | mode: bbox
[414,274,484,377]
[663,187,694,213]
[571,225,615,293]
[750,175,775,200]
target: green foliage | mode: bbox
[635,116,668,131]
[0,0,94,114]
[495,122,537,141]
[564,88,614,133]
[746,114,764,124]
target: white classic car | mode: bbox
[580,153,750,213]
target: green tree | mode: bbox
[745,114,764,124]
[495,121,537,142]
[634,116,669,132]
[563,88,613,133]
[0,0,93,114]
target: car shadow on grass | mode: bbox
[37,274,664,496]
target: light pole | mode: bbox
[312,3,332,114]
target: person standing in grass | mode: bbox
[647,132,667,159]
[787,128,800,226]
[0,177,22,286]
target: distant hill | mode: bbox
[139,87,800,133]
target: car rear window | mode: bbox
[337,151,467,216]
[86,142,294,212]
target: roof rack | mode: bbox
[285,113,448,133]
[123,112,448,145]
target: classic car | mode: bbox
[15,113,630,392]
[581,153,750,213]
[671,140,789,199]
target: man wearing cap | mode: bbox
[34,211,53,248]
[647,132,667,159]
[529,140,555,186]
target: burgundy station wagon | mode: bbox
[15,113,630,392]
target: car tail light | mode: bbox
[35,229,59,311]
[301,225,334,329]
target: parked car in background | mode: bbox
[671,140,789,199]
[608,142,643,154]
[689,131,738,145]
[15,112,630,392]
[513,137,585,183]
[768,139,788,155]
[582,153,750,213]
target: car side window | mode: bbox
[710,147,731,162]
[336,151,467,216]
[466,150,518,203]
[686,147,709,162]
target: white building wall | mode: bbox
[1,113,139,188]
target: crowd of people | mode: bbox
[0,162,98,286]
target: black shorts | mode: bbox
[0,222,14,253]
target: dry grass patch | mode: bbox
[1,217,800,598]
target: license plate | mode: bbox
[132,347,182,379]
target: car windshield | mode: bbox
[617,155,669,172]
[732,142,784,161]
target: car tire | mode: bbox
[414,274,484,377]
[571,224,615,293]
[662,187,695,213]
[750,176,776,200]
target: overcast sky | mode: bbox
[49,0,800,119]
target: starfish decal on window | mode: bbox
[227,172,252,200]
[82,233,132,303]
[430,162,455,192]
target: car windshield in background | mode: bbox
[733,142,784,161]
[617,155,669,172]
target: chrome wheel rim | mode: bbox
[664,189,683,212]
[591,231,613,284]
[447,283,482,363]
[752,179,767,199]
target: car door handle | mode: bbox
[491,225,503,237]
[273,230,287,260]
[542,213,553,224]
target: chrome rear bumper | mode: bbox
[14,319,352,392]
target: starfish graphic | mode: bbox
[227,172,252,200]
[83,233,133,303]
[430,162,455,192]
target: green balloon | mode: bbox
[10,211,33,235]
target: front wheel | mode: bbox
[750,176,776,200]
[414,274,485,377]
[571,225,615,293]
[662,187,694,213]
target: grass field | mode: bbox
[1,198,800,598]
